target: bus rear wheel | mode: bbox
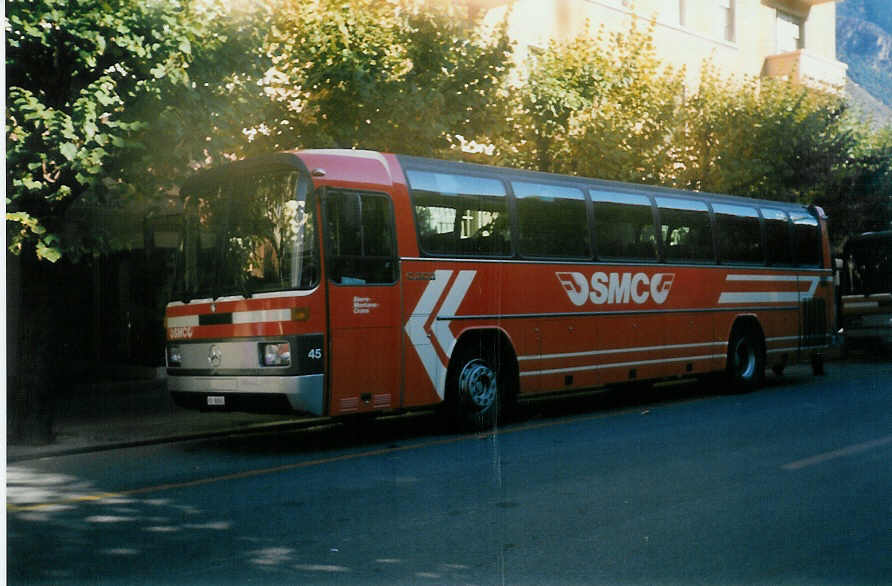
[727,327,765,391]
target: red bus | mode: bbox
[165,149,835,429]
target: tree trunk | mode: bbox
[7,251,57,445]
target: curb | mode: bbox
[7,417,332,463]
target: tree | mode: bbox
[242,0,514,158]
[501,18,891,247]
[563,20,685,184]
[5,0,233,260]
[813,125,892,246]
[677,64,891,245]
[129,1,272,203]
[676,64,853,201]
[499,28,607,172]
[5,0,233,442]
[500,18,685,181]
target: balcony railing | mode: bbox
[762,50,848,91]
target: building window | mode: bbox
[658,0,683,26]
[777,10,804,53]
[718,0,735,42]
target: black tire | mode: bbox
[447,341,503,431]
[727,326,765,391]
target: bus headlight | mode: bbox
[261,342,291,367]
[167,345,182,367]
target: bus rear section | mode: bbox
[840,231,892,354]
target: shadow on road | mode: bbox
[192,367,812,459]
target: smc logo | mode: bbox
[556,271,676,306]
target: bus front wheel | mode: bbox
[727,327,765,390]
[448,344,502,431]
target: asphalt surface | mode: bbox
[7,358,892,584]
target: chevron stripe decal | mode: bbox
[404,270,476,399]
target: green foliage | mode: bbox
[502,21,890,241]
[7,0,515,263]
[677,65,852,200]
[502,27,606,171]
[564,21,685,184]
[7,1,890,262]
[677,65,891,244]
[501,19,685,183]
[127,2,267,198]
[813,125,892,245]
[245,0,513,157]
[5,0,225,260]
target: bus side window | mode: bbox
[591,191,658,261]
[791,212,821,267]
[324,190,397,285]
[713,203,763,265]
[763,208,793,266]
[406,169,510,257]
[656,197,714,263]
[514,181,590,259]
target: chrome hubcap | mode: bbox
[459,359,497,409]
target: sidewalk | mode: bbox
[7,376,317,462]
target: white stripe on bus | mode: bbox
[231,309,292,324]
[519,341,727,362]
[725,275,800,282]
[719,292,802,304]
[166,315,199,328]
[520,354,728,377]
[719,274,820,304]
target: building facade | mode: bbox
[476,0,847,89]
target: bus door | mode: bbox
[322,189,402,415]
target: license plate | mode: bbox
[207,396,225,406]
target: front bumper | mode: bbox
[168,373,324,415]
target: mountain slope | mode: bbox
[837,0,892,114]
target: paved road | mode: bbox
[8,359,892,584]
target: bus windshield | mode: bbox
[842,232,892,296]
[172,170,319,301]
